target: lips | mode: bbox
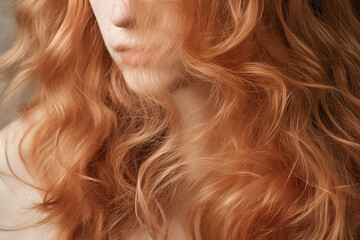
[116,46,153,66]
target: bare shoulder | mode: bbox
[0,108,46,178]
[0,106,49,184]
[0,114,59,239]
[0,118,35,219]
[0,118,29,178]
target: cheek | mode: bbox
[90,0,185,96]
[158,6,185,36]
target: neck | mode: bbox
[170,81,215,179]
[171,81,211,131]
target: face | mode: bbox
[89,0,185,96]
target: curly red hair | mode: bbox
[1,0,360,239]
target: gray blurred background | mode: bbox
[0,0,23,129]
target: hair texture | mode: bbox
[1,0,360,239]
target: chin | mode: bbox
[120,65,182,97]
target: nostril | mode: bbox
[114,17,135,29]
[111,4,135,28]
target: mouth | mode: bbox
[116,45,153,66]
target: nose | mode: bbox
[111,2,135,28]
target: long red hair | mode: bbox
[1,0,360,239]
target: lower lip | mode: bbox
[119,49,153,66]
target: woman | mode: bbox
[0,0,359,239]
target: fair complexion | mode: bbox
[0,3,212,240]
[89,0,211,129]
[89,1,211,237]
[89,0,185,96]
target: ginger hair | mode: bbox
[1,0,360,239]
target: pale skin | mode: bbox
[0,0,210,239]
[89,1,210,237]
[89,0,211,134]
